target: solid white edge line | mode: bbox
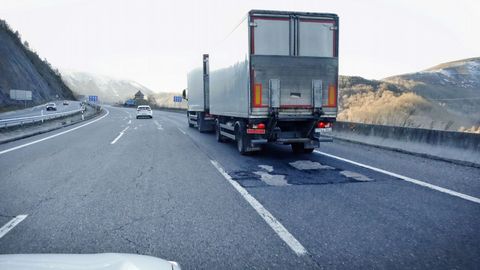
[315,150,480,204]
[0,109,110,156]
[210,160,308,256]
[110,126,129,145]
[0,215,28,239]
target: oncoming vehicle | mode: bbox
[63,100,69,105]
[46,103,57,111]
[136,105,153,119]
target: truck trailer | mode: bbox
[185,10,339,154]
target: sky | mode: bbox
[0,0,479,92]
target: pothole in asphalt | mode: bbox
[253,171,290,186]
[229,165,289,187]
[229,162,374,187]
[229,171,268,188]
[289,160,334,170]
[258,164,274,173]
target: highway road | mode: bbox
[0,100,81,120]
[0,106,479,269]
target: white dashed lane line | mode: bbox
[110,126,129,145]
[211,160,308,256]
[177,127,186,135]
[0,215,28,239]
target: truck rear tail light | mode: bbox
[327,84,337,107]
[247,129,266,134]
[247,122,266,134]
[317,121,332,128]
[253,83,263,107]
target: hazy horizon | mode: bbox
[1,0,479,92]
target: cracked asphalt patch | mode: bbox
[229,160,374,187]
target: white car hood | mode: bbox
[0,253,180,270]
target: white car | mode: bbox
[136,105,153,119]
[46,103,57,111]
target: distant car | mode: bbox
[136,105,153,119]
[63,100,69,105]
[46,103,57,111]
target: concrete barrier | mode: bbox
[331,121,480,167]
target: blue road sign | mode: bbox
[88,95,98,102]
[173,96,182,103]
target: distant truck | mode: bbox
[184,10,339,154]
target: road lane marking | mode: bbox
[315,151,480,204]
[210,160,308,256]
[0,109,110,156]
[0,215,28,239]
[110,126,129,144]
[177,127,186,135]
[153,120,163,130]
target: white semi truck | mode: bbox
[184,10,339,154]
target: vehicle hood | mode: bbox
[0,253,180,270]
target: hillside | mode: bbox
[0,19,75,110]
[339,58,480,133]
[384,57,480,118]
[61,70,155,104]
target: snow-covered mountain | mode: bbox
[61,70,155,104]
[384,57,480,117]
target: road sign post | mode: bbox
[10,89,32,108]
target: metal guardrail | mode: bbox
[0,107,85,129]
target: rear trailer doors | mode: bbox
[249,13,338,116]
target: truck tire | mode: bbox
[187,112,194,128]
[215,120,225,143]
[235,122,248,155]
[197,113,206,133]
[291,143,314,154]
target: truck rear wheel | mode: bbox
[215,120,226,143]
[197,114,204,132]
[235,123,248,155]
[291,143,314,154]
[187,112,194,128]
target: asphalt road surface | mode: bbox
[0,100,81,120]
[0,106,479,269]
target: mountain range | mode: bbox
[338,57,480,133]
[60,71,155,104]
